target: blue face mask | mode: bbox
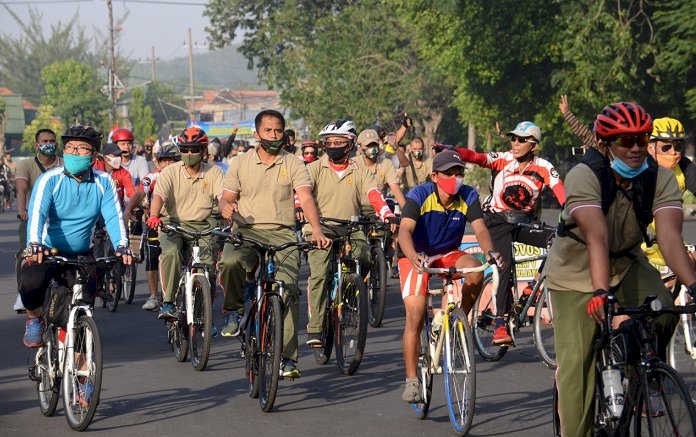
[63,154,93,175]
[38,143,57,156]
[610,154,648,179]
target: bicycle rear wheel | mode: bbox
[633,362,696,436]
[472,273,508,361]
[189,276,212,371]
[533,283,556,369]
[246,321,260,399]
[368,245,387,328]
[444,307,476,436]
[122,263,137,304]
[258,294,283,412]
[334,273,368,375]
[411,317,433,419]
[62,315,102,431]
[105,264,122,312]
[172,284,189,362]
[668,303,696,404]
[36,332,59,416]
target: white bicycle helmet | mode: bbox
[318,119,358,140]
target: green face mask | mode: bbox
[364,147,379,159]
[260,138,285,155]
[181,153,202,167]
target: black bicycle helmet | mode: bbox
[61,125,103,151]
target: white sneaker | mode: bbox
[142,297,159,311]
[13,294,26,313]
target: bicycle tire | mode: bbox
[472,274,508,361]
[258,294,283,412]
[314,287,335,366]
[533,283,557,369]
[62,315,102,431]
[411,318,433,419]
[173,283,189,362]
[247,321,260,399]
[444,307,476,436]
[368,245,388,328]
[189,276,212,371]
[668,300,696,405]
[122,263,137,304]
[105,263,122,313]
[334,272,368,375]
[633,361,696,436]
[36,331,59,416]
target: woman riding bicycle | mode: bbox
[449,121,565,344]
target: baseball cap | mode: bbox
[357,129,380,146]
[507,121,541,143]
[102,142,121,156]
[432,150,465,172]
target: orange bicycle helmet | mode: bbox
[177,126,208,147]
[593,102,652,140]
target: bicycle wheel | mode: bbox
[35,332,59,416]
[411,318,433,419]
[368,245,388,328]
[172,283,189,362]
[472,273,508,361]
[62,315,102,431]
[122,263,137,304]
[633,362,696,436]
[246,319,260,399]
[668,306,696,404]
[104,264,122,313]
[313,289,334,366]
[444,307,476,436]
[189,276,212,371]
[533,283,556,369]
[334,273,368,375]
[258,294,283,412]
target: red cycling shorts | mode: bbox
[398,250,467,300]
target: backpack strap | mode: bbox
[632,156,657,247]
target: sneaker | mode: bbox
[221,311,241,337]
[306,332,322,347]
[402,378,422,403]
[13,294,26,314]
[280,358,301,379]
[78,379,94,408]
[158,302,177,320]
[23,317,45,348]
[142,297,159,311]
[492,318,513,345]
[642,389,666,418]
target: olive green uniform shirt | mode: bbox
[355,155,399,216]
[153,161,224,222]
[15,155,63,193]
[546,163,682,293]
[224,147,311,229]
[401,154,432,192]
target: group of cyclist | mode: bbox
[13,96,696,436]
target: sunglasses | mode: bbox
[659,141,684,153]
[323,140,351,148]
[510,135,535,144]
[613,135,648,149]
[179,145,202,154]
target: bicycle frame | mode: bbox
[181,242,210,326]
[674,284,696,362]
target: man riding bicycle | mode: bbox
[546,102,696,437]
[217,109,331,379]
[398,149,501,403]
[147,127,224,321]
[20,125,133,349]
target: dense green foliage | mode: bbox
[129,87,156,143]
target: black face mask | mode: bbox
[259,138,284,155]
[326,146,350,163]
[516,149,534,163]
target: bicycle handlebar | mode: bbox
[44,254,120,268]
[212,229,317,253]
[413,261,500,300]
[517,222,557,233]
[161,224,215,239]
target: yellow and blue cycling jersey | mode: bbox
[400,181,483,257]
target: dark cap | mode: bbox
[432,150,465,172]
[102,142,121,156]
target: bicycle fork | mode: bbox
[676,285,696,359]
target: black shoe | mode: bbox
[306,332,322,347]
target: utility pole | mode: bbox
[107,0,117,122]
[151,46,157,82]
[187,27,195,121]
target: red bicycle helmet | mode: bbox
[593,102,652,140]
[177,126,208,147]
[111,128,135,142]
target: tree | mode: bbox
[22,105,65,154]
[0,97,6,156]
[41,60,110,127]
[143,82,187,129]
[129,87,156,142]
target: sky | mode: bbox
[0,0,220,61]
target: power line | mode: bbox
[0,0,91,4]
[113,0,207,4]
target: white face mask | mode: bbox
[105,155,122,169]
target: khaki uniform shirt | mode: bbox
[355,155,399,216]
[224,148,310,229]
[546,164,682,293]
[401,154,432,192]
[153,161,224,222]
[304,155,378,233]
[16,156,63,193]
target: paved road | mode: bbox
[2,209,694,436]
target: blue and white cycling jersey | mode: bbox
[27,167,128,255]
